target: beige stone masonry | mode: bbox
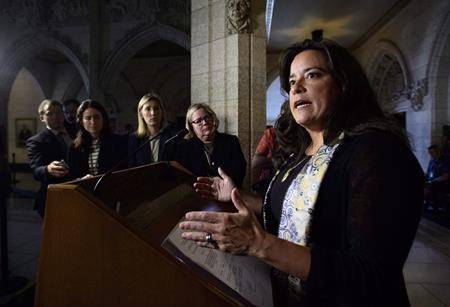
[191,0,267,187]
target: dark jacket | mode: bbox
[26,128,69,216]
[173,132,247,187]
[265,131,424,307]
[64,120,78,139]
[127,127,176,168]
[67,133,127,179]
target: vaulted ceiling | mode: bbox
[266,0,410,52]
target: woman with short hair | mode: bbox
[174,103,247,187]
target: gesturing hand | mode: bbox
[193,167,235,202]
[180,188,266,256]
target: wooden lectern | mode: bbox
[35,162,250,307]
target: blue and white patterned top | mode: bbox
[278,142,341,246]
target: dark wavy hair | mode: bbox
[74,99,111,150]
[274,38,407,168]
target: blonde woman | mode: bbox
[128,92,175,167]
[174,103,246,187]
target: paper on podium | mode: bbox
[165,222,273,307]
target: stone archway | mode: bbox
[0,31,89,154]
[427,11,450,141]
[166,86,190,120]
[100,24,190,99]
[366,39,410,113]
[62,76,85,101]
[152,62,190,93]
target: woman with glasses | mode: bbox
[174,103,246,187]
[67,99,127,179]
[128,92,176,167]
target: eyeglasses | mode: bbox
[191,114,212,125]
[82,114,102,121]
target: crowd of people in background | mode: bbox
[25,94,448,220]
[25,94,248,217]
[26,94,448,219]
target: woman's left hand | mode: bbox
[179,188,266,256]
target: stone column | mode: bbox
[191,0,267,187]
[89,0,102,100]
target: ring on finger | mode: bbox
[205,232,218,248]
[205,232,213,243]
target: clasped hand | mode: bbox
[47,160,68,177]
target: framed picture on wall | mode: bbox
[15,118,36,148]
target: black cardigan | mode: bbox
[265,130,424,307]
[67,134,127,179]
[172,132,247,187]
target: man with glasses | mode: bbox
[26,99,70,217]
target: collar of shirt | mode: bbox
[47,126,72,147]
[47,126,69,136]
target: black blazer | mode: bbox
[127,127,175,168]
[64,120,78,139]
[173,132,247,187]
[67,133,127,179]
[26,128,69,216]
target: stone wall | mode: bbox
[353,0,450,169]
[7,69,45,163]
[191,0,267,186]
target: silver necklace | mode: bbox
[281,156,309,182]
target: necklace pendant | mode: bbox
[281,170,290,182]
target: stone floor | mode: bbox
[6,173,42,282]
[3,173,450,306]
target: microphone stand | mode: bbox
[93,128,188,194]
[93,130,163,194]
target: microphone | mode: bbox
[163,128,188,146]
[160,128,188,162]
[92,128,187,194]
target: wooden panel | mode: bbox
[35,163,246,307]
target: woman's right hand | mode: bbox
[193,167,235,202]
[180,188,267,256]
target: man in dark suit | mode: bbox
[26,99,71,217]
[62,99,80,139]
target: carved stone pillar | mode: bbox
[89,0,102,100]
[191,0,266,187]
